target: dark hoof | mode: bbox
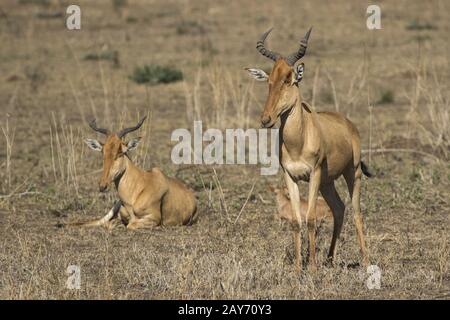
[346,262,361,269]
[324,258,334,268]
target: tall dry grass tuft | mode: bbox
[416,67,449,159]
[436,236,449,288]
[133,110,153,169]
[49,113,83,197]
[1,115,16,193]
[184,68,203,124]
[405,60,449,159]
[324,66,340,113]
[183,64,254,129]
[182,64,258,224]
[313,52,367,117]
[211,167,230,222]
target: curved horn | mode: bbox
[117,116,147,138]
[256,27,282,62]
[88,119,109,135]
[286,27,312,66]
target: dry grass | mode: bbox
[0,0,449,299]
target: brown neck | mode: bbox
[114,156,143,203]
[279,89,308,156]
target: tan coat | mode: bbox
[72,129,197,230]
[272,187,332,224]
[248,49,370,271]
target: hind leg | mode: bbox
[126,202,161,230]
[320,182,345,264]
[344,165,369,266]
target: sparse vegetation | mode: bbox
[24,64,46,90]
[0,0,449,300]
[35,11,63,19]
[1,116,15,193]
[320,91,334,104]
[125,16,138,24]
[176,20,206,35]
[129,64,183,85]
[377,89,395,105]
[18,0,50,5]
[82,50,120,67]
[111,0,127,10]
[406,20,437,31]
[82,50,118,61]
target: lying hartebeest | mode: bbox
[270,186,332,224]
[71,117,198,230]
[247,27,371,271]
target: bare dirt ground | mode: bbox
[0,0,449,299]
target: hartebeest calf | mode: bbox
[270,186,332,224]
[247,28,371,271]
[73,117,197,230]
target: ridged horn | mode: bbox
[285,27,312,66]
[88,119,109,135]
[117,116,147,138]
[256,27,282,62]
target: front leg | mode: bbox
[67,200,121,229]
[284,171,303,273]
[306,167,321,271]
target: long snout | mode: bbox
[98,165,111,192]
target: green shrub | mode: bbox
[413,35,432,42]
[377,90,395,105]
[82,50,120,68]
[111,0,127,9]
[176,20,205,35]
[35,11,63,19]
[82,50,118,61]
[126,16,138,24]
[321,91,334,104]
[18,0,50,5]
[406,20,437,31]
[129,64,183,85]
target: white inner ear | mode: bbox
[125,137,141,153]
[84,139,103,152]
[245,68,269,82]
[295,63,304,83]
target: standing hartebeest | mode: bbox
[71,116,198,230]
[247,28,371,271]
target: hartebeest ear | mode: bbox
[245,68,269,81]
[84,139,103,152]
[293,63,304,85]
[122,137,141,153]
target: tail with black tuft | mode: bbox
[361,161,373,178]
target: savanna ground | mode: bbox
[0,0,449,299]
